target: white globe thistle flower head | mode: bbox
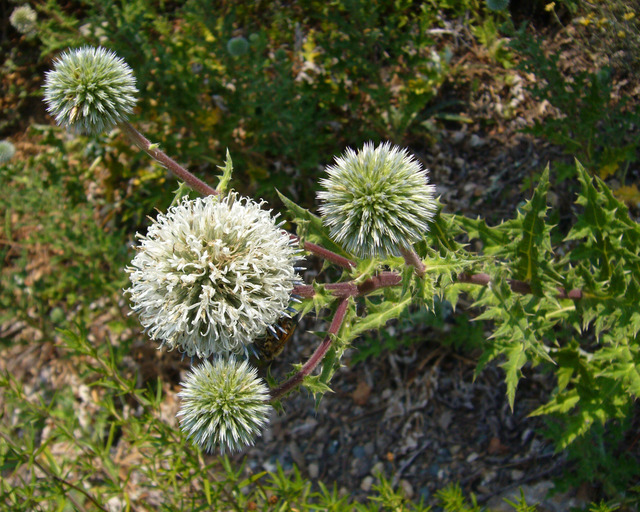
[317,141,437,259]
[126,192,300,358]
[0,140,16,163]
[9,5,37,36]
[43,46,138,135]
[177,357,271,454]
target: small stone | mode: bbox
[399,479,414,499]
[308,462,319,479]
[470,134,486,147]
[452,130,466,144]
[352,445,366,458]
[364,442,375,457]
[510,469,525,481]
[371,461,385,476]
[352,380,372,405]
[466,452,479,463]
[360,476,374,492]
[438,409,453,430]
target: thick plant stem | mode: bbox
[269,297,349,402]
[119,121,218,197]
[457,273,583,299]
[288,234,356,270]
[400,247,426,277]
[293,271,402,299]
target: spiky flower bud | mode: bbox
[227,36,250,56]
[317,142,437,259]
[126,193,300,358]
[43,46,138,135]
[0,141,16,163]
[177,358,271,454]
[9,5,37,37]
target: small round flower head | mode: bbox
[177,357,271,454]
[0,140,16,163]
[317,142,437,258]
[43,46,138,135]
[9,5,37,36]
[126,193,300,358]
[227,36,249,56]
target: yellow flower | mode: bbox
[623,12,635,21]
[577,17,591,27]
[618,30,626,38]
[545,2,555,12]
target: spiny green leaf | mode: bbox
[513,165,552,294]
[276,190,350,258]
[502,343,528,410]
[215,149,234,194]
[350,293,412,338]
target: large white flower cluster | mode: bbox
[126,193,299,358]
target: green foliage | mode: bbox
[510,27,640,182]
[447,161,640,494]
[0,127,132,338]
[30,0,455,204]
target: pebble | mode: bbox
[470,134,486,147]
[437,409,453,430]
[511,469,525,481]
[327,439,340,455]
[352,445,366,458]
[350,457,371,478]
[398,479,414,500]
[418,486,431,502]
[360,476,374,492]
[371,461,385,476]
[308,462,319,479]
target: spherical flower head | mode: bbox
[43,46,138,135]
[9,5,37,36]
[0,140,16,163]
[177,358,271,454]
[227,36,249,56]
[126,193,300,358]
[317,142,437,258]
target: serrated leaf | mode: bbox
[276,190,350,258]
[502,343,528,410]
[350,294,412,338]
[215,149,233,194]
[513,166,551,293]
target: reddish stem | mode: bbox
[400,247,426,277]
[289,234,356,270]
[292,271,402,299]
[269,297,349,401]
[119,121,218,197]
[457,273,583,299]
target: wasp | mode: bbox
[255,316,297,361]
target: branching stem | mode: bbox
[269,297,349,401]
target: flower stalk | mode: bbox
[269,297,349,402]
[119,121,217,197]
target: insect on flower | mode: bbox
[255,316,298,361]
